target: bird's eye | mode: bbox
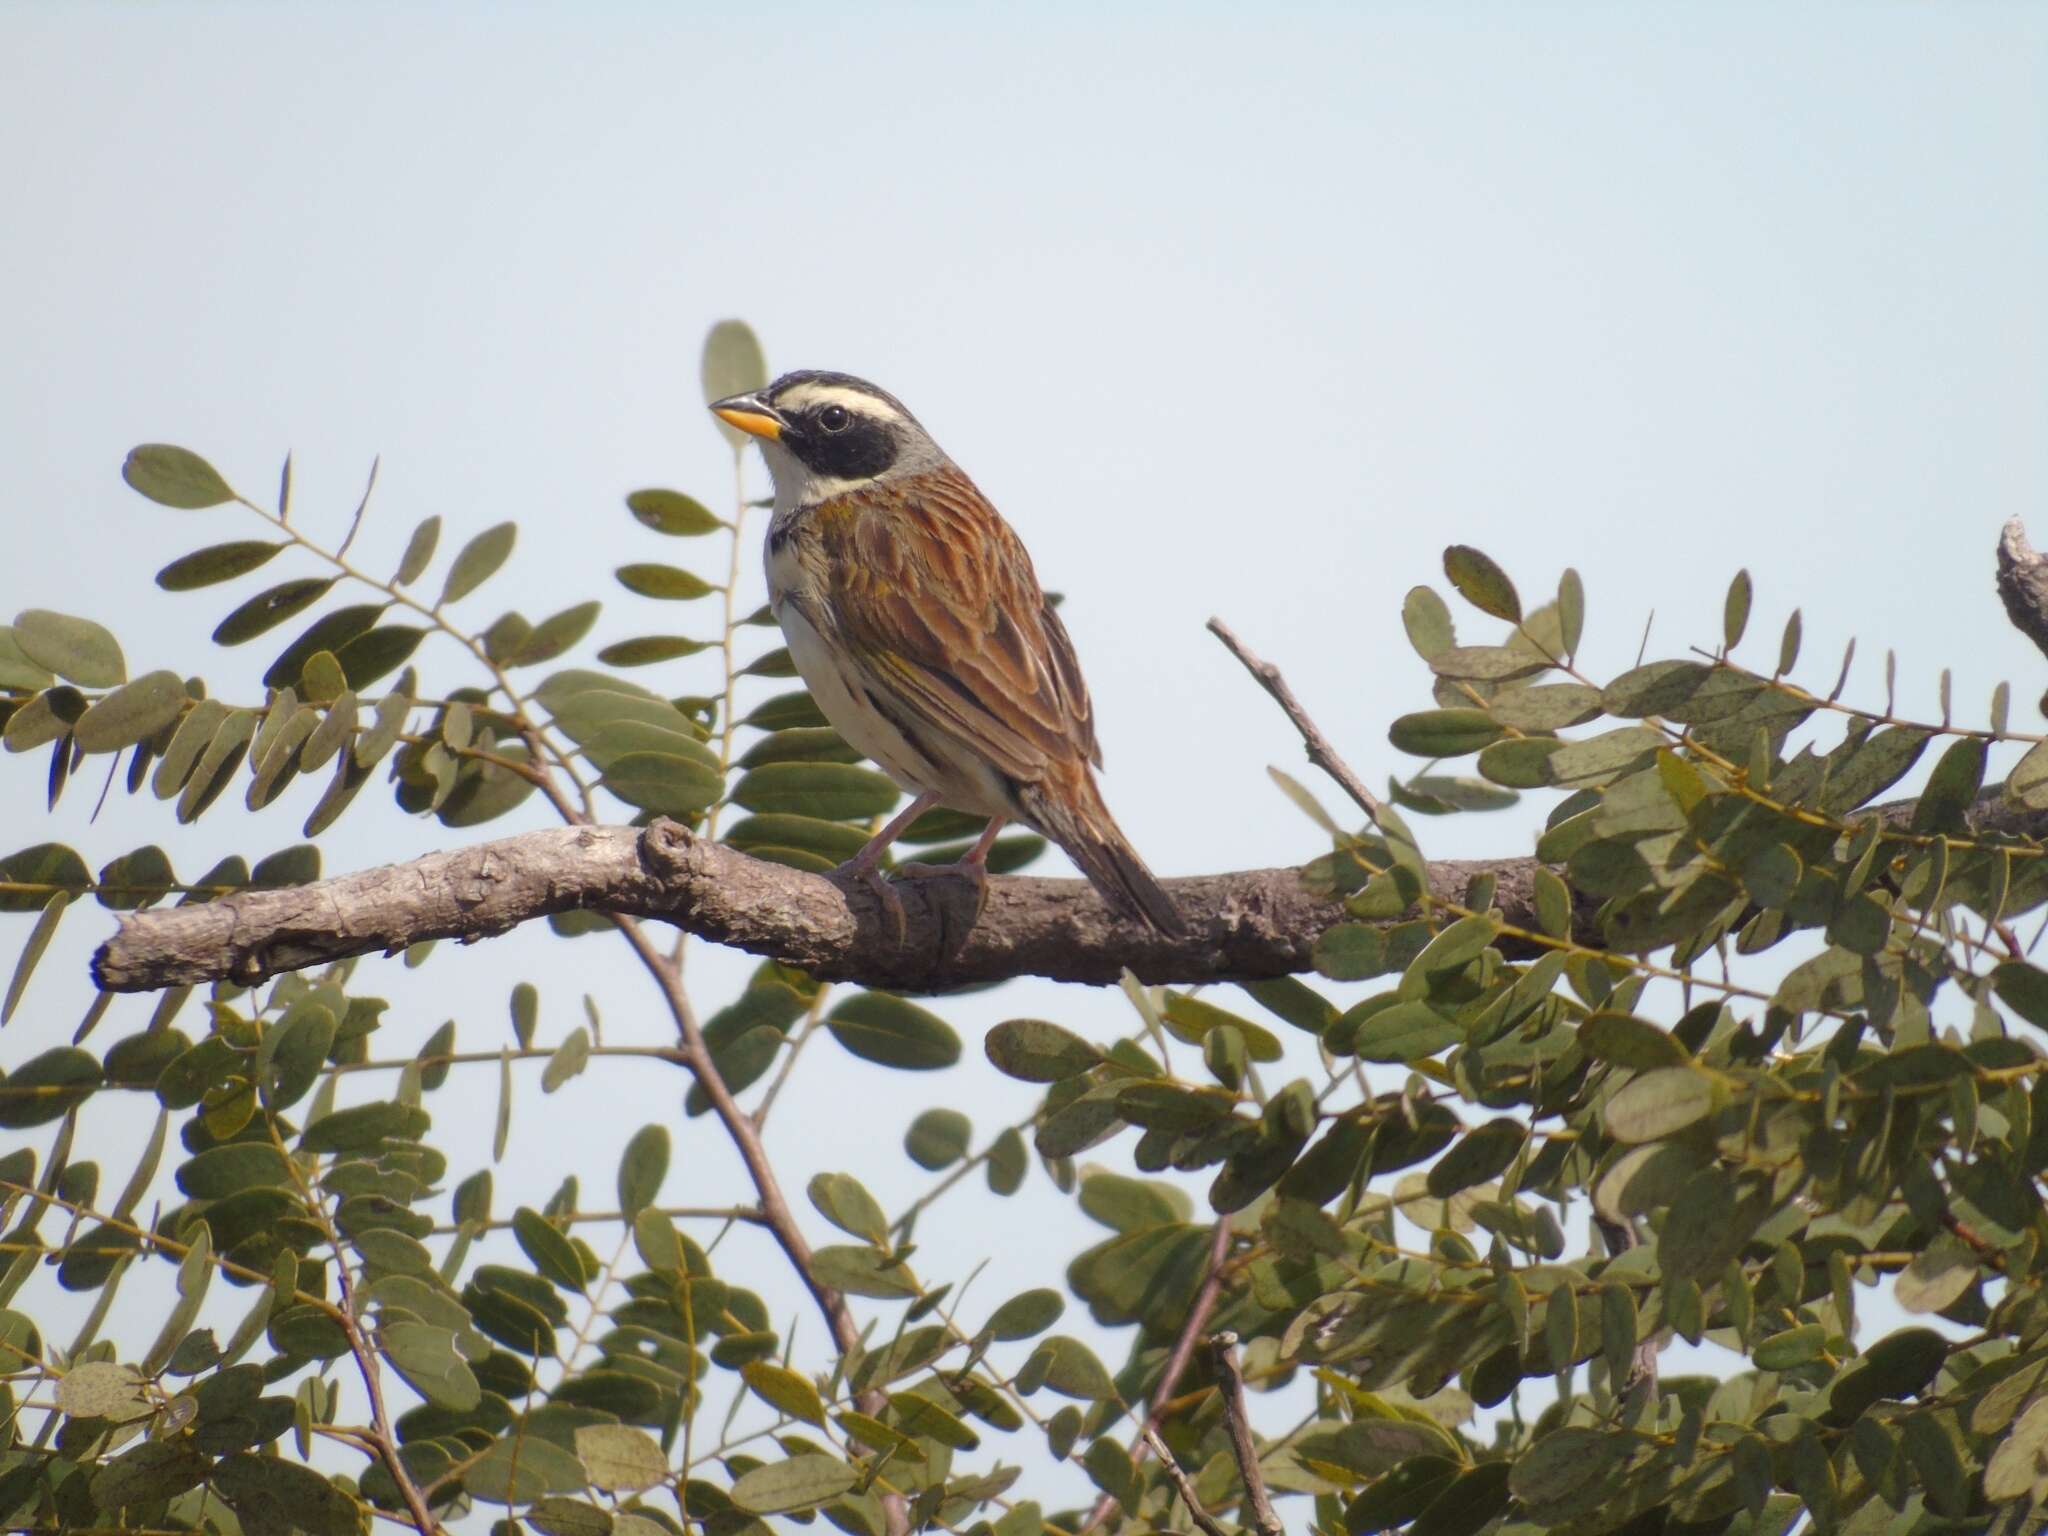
[818,405,851,433]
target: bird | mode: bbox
[708,370,1185,937]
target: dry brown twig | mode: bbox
[1141,1426,1232,1536]
[1208,1330,1283,1536]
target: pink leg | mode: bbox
[835,792,938,940]
[837,792,938,878]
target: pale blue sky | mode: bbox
[3,0,2044,1513]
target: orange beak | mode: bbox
[709,392,784,441]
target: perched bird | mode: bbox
[709,371,1184,936]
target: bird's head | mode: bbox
[710,371,943,507]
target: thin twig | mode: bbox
[1141,1426,1231,1536]
[1208,1331,1282,1536]
[1079,1220,1235,1534]
[1208,618,1387,825]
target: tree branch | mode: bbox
[1141,1426,1231,1536]
[1208,1331,1282,1536]
[92,819,1568,994]
[1207,618,1389,824]
[1997,517,2048,664]
[90,785,2048,996]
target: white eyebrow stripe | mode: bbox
[773,381,908,424]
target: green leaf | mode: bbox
[1402,586,1456,660]
[123,444,235,508]
[0,627,55,690]
[300,1101,430,1153]
[1557,568,1585,657]
[462,1434,589,1504]
[890,1390,980,1450]
[730,761,895,820]
[575,1422,668,1492]
[616,563,717,600]
[616,1125,668,1217]
[731,1454,856,1516]
[509,601,601,667]
[1240,976,1338,1035]
[72,671,188,754]
[394,515,440,585]
[13,610,124,687]
[382,1320,482,1410]
[55,1358,147,1418]
[212,578,335,645]
[1350,1001,1461,1063]
[743,1359,827,1426]
[540,1026,592,1092]
[1388,708,1502,758]
[1753,1323,1825,1370]
[1578,1012,1692,1070]
[1489,682,1602,731]
[175,1143,290,1199]
[1724,569,1753,649]
[826,992,960,1071]
[2,892,67,1025]
[1910,737,1988,834]
[260,605,378,691]
[988,1127,1027,1195]
[904,1108,971,1170]
[0,842,90,912]
[984,1019,1101,1082]
[438,522,518,606]
[513,1207,588,1293]
[1602,661,1709,719]
[811,1244,919,1299]
[808,1172,888,1246]
[1894,1235,1975,1315]
[1024,1335,1117,1400]
[1603,1067,1717,1143]
[600,751,724,818]
[1777,608,1802,673]
[2006,738,2048,810]
[628,488,725,535]
[1314,923,1386,981]
[155,540,285,591]
[0,1047,101,1128]
[703,320,770,431]
[1427,1118,1525,1196]
[985,1287,1065,1341]
[1442,545,1521,623]
[596,635,713,667]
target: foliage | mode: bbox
[2,320,2048,1535]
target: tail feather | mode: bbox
[1017,770,1186,936]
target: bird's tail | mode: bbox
[1017,764,1186,936]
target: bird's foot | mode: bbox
[895,858,991,926]
[834,858,910,945]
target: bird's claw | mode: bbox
[896,860,991,926]
[839,862,909,945]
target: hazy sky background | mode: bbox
[3,0,2045,1518]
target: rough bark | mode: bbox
[90,786,2048,996]
[1997,517,2048,664]
[92,817,1562,993]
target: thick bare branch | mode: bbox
[90,783,2045,995]
[1997,517,2048,664]
[92,818,1570,994]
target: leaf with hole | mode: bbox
[213,579,335,646]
